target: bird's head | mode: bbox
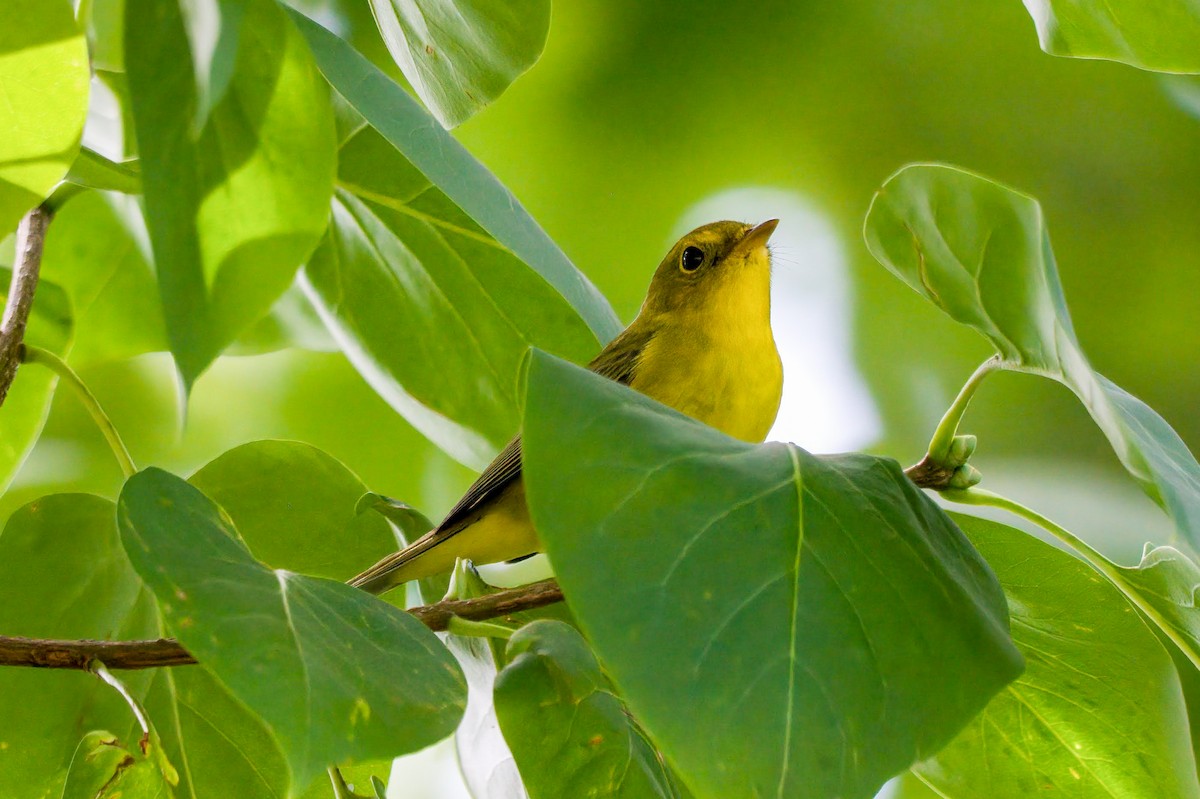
[641,219,778,319]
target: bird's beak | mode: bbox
[732,218,779,257]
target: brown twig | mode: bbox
[903,456,956,491]
[0,204,54,407]
[0,578,563,671]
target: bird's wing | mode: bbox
[434,327,654,535]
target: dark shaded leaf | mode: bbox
[521,351,1022,799]
[118,468,467,792]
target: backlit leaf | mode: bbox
[864,163,1200,545]
[367,0,549,128]
[914,514,1200,799]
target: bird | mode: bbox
[350,219,783,595]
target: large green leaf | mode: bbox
[305,184,598,467]
[1020,0,1200,73]
[0,273,72,491]
[0,0,89,233]
[118,468,467,793]
[290,10,620,347]
[125,0,336,389]
[521,351,1022,799]
[0,494,306,799]
[366,0,549,128]
[40,191,166,366]
[915,514,1200,798]
[188,439,397,581]
[864,163,1200,545]
[495,620,688,799]
[0,495,157,799]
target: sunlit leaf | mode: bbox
[125,0,336,389]
[1021,0,1200,73]
[0,273,72,491]
[290,10,620,347]
[367,0,549,128]
[914,514,1200,799]
[0,0,89,232]
[179,0,246,129]
[305,186,598,467]
[64,149,141,194]
[864,163,1200,545]
[521,351,1022,799]
[495,620,687,799]
[118,468,467,793]
[40,191,165,366]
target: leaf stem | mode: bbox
[90,659,150,737]
[328,766,371,799]
[21,344,137,478]
[446,615,514,640]
[927,356,1002,461]
[943,487,1200,668]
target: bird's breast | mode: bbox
[632,317,783,443]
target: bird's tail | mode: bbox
[348,529,442,595]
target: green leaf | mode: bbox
[0,493,296,799]
[0,495,157,799]
[40,191,166,366]
[118,468,467,793]
[914,514,1200,799]
[355,492,447,606]
[0,0,89,233]
[1021,0,1200,73]
[229,277,337,355]
[179,0,246,129]
[188,439,398,582]
[495,620,688,799]
[367,0,549,128]
[64,149,142,195]
[864,163,1200,545]
[1093,543,1200,674]
[125,0,336,389]
[0,272,72,491]
[520,351,1023,799]
[305,186,599,467]
[291,10,620,347]
[61,730,174,799]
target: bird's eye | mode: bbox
[680,246,705,272]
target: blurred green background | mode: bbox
[6,0,1198,566]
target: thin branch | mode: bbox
[0,204,54,407]
[0,578,563,671]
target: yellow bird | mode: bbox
[351,219,783,594]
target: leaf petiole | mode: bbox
[89,659,150,738]
[926,355,1003,462]
[943,487,1200,668]
[446,615,514,641]
[21,344,136,478]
